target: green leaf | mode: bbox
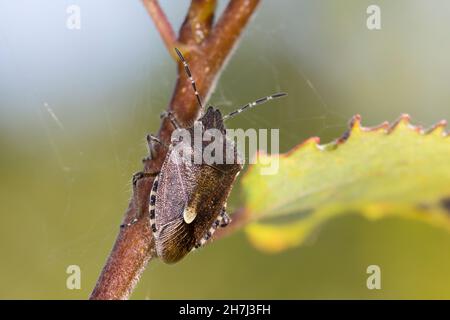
[241,114,450,253]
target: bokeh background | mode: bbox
[1,0,450,299]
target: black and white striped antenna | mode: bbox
[174,47,287,120]
[174,47,203,109]
[222,92,287,121]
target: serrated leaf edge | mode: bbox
[319,114,448,151]
[244,114,448,168]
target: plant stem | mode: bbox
[90,0,260,300]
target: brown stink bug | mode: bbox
[123,48,286,264]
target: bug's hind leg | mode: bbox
[193,207,231,250]
[120,171,159,228]
[131,171,158,187]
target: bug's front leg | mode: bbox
[160,111,181,129]
[142,134,165,164]
[131,171,158,187]
[123,133,163,229]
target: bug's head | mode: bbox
[200,106,226,132]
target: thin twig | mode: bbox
[90,0,260,300]
[142,0,177,54]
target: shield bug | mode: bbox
[124,48,286,264]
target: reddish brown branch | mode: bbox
[90,0,260,300]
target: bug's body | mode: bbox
[122,47,286,264]
[150,107,242,263]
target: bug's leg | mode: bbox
[143,134,166,163]
[160,111,181,129]
[192,211,225,250]
[120,171,159,228]
[148,174,159,234]
[219,208,231,228]
[131,171,157,186]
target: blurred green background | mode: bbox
[1,0,449,299]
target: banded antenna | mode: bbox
[222,92,287,121]
[174,47,203,109]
